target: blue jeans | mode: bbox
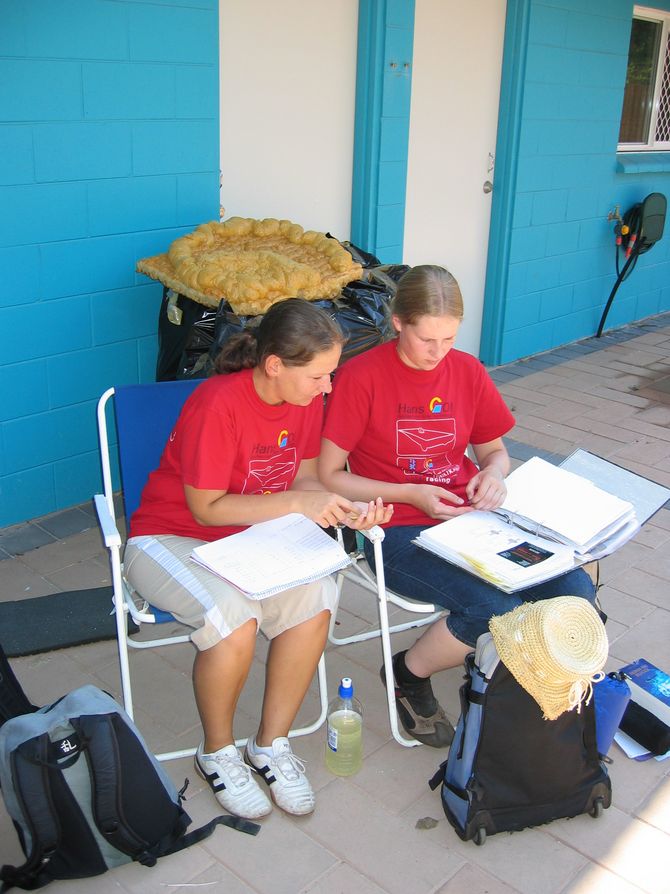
[363,524,596,648]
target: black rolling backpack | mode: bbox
[429,632,611,845]
[0,663,259,891]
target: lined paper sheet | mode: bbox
[191,513,351,599]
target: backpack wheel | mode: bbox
[474,826,487,846]
[590,797,604,819]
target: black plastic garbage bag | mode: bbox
[189,281,395,380]
[314,280,395,362]
[162,259,408,381]
[327,235,381,269]
[176,307,219,379]
[156,287,215,381]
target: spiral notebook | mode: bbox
[190,513,352,599]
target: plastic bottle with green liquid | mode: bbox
[325,676,363,776]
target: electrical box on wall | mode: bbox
[598,192,667,337]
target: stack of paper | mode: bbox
[497,456,636,557]
[414,452,668,593]
[414,510,576,593]
[191,513,351,600]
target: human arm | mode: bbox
[185,457,390,530]
[465,438,510,510]
[319,438,469,521]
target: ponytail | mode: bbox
[213,330,259,374]
[213,298,344,374]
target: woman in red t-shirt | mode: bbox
[125,299,389,820]
[319,266,595,748]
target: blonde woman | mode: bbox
[319,266,595,747]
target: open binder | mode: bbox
[414,450,670,593]
[190,513,351,599]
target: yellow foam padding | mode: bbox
[136,217,363,316]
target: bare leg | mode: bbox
[256,610,330,746]
[404,619,471,678]
[193,618,257,752]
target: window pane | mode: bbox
[655,31,670,142]
[619,18,662,143]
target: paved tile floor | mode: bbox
[1,315,669,894]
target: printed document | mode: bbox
[414,451,669,592]
[190,513,351,599]
[414,511,576,593]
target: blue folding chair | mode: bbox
[94,380,328,762]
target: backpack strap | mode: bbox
[0,735,61,892]
[152,813,260,864]
[74,715,260,867]
[74,713,158,858]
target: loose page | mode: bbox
[190,513,351,599]
[560,448,670,527]
[499,456,634,554]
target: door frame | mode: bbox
[479,0,531,365]
[351,0,530,366]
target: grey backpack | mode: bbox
[0,685,258,891]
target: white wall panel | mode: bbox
[219,0,358,238]
[404,0,506,357]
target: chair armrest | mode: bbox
[94,493,122,548]
[356,524,385,544]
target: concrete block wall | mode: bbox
[500,0,670,363]
[0,0,219,528]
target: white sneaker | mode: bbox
[244,737,315,816]
[195,743,272,819]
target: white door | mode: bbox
[403,0,507,357]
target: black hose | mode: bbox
[596,246,639,338]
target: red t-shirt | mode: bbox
[129,369,323,542]
[322,339,515,527]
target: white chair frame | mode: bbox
[94,386,328,763]
[332,525,444,747]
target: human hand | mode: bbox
[295,491,362,529]
[347,497,394,531]
[465,467,507,511]
[409,484,472,520]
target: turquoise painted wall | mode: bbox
[351,0,415,263]
[0,0,220,528]
[484,0,670,365]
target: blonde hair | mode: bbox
[391,265,463,324]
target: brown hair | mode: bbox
[213,298,345,374]
[391,265,463,324]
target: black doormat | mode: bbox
[0,588,138,658]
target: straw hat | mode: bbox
[489,596,608,720]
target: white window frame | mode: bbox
[618,5,670,152]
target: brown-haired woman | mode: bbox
[319,266,596,748]
[125,298,390,819]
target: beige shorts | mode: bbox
[124,534,338,651]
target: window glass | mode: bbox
[619,17,661,144]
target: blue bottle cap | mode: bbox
[339,677,353,697]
